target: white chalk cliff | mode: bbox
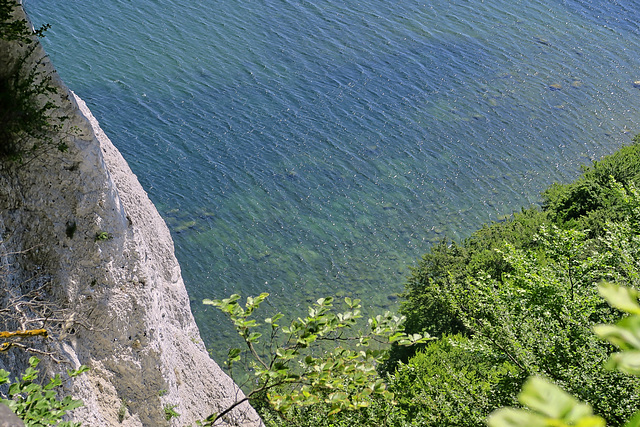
[0,2,262,426]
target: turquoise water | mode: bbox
[25,0,640,361]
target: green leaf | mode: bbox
[316,297,333,307]
[594,316,640,350]
[8,382,20,396]
[68,365,89,378]
[598,282,640,315]
[487,408,548,427]
[519,377,593,421]
[44,375,62,390]
[326,391,349,403]
[265,313,284,326]
[624,411,640,427]
[228,348,241,362]
[247,332,262,342]
[0,369,9,385]
[28,357,40,368]
[488,377,605,427]
[607,350,640,375]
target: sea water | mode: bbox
[24,0,640,362]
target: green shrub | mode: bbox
[0,356,88,426]
[488,282,640,427]
[0,0,68,162]
[383,207,550,372]
[542,138,640,234]
[199,294,429,426]
[388,334,521,426]
[163,404,180,421]
[392,172,640,425]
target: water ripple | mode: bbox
[25,0,640,361]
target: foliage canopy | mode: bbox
[390,141,640,426]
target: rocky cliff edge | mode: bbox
[0,2,262,426]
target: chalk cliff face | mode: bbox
[0,3,262,426]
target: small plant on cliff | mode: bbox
[94,231,112,242]
[199,293,430,426]
[0,356,88,426]
[163,403,180,421]
[116,398,129,423]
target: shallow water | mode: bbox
[25,0,640,362]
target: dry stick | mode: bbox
[0,341,63,364]
[0,329,48,339]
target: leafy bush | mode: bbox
[384,207,550,372]
[254,389,399,427]
[392,145,640,425]
[200,293,429,426]
[488,282,640,427]
[398,140,640,365]
[390,228,638,425]
[542,137,640,234]
[0,356,88,426]
[388,334,521,426]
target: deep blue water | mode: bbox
[24,0,640,361]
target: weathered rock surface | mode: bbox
[0,404,24,427]
[0,2,262,426]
